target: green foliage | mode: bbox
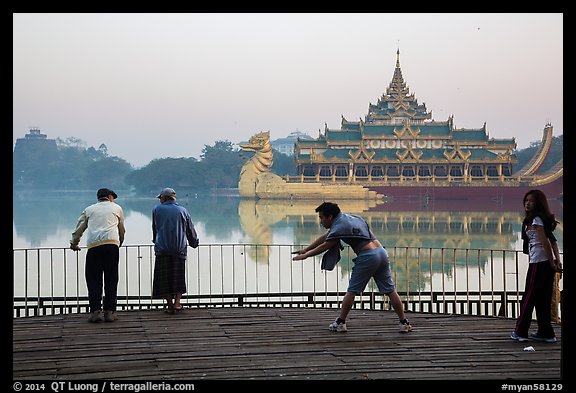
[201,140,237,162]
[271,149,298,176]
[14,137,132,190]
[199,140,246,187]
[124,140,248,194]
[83,157,132,189]
[124,157,201,194]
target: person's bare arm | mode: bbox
[292,232,328,255]
[292,238,339,261]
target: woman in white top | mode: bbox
[511,189,562,343]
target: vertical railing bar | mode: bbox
[502,249,507,317]
[278,245,282,305]
[151,245,156,309]
[289,245,293,304]
[221,245,225,305]
[24,250,28,317]
[440,247,446,313]
[452,248,457,314]
[255,244,259,301]
[312,251,316,308]
[63,249,67,315]
[209,245,213,304]
[417,247,421,313]
[36,249,41,317]
[477,249,482,316]
[514,250,520,318]
[429,248,433,313]
[465,248,470,314]
[404,246,409,311]
[243,244,248,299]
[136,246,141,310]
[197,244,201,306]
[127,246,132,308]
[490,250,495,317]
[267,244,271,304]
[232,245,236,304]
[50,249,55,315]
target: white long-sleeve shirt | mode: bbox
[70,200,126,249]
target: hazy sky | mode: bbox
[13,13,563,168]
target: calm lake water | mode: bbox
[13,189,564,253]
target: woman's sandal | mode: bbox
[174,305,184,312]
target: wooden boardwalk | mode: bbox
[13,307,563,381]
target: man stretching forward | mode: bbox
[292,202,412,333]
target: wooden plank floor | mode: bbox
[13,307,563,381]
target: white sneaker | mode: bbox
[329,319,347,332]
[399,321,413,333]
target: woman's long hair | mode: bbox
[523,189,558,231]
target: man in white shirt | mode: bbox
[70,188,126,323]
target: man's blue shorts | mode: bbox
[347,247,395,294]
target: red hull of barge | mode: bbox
[366,193,563,214]
[367,176,563,204]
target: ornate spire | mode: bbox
[386,49,409,98]
[364,49,432,123]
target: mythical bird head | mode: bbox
[239,131,271,153]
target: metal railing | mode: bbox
[13,244,563,320]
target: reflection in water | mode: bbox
[14,191,563,256]
[237,198,563,251]
[13,191,563,296]
[13,192,98,248]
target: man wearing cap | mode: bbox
[152,187,199,314]
[70,188,126,323]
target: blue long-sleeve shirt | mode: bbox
[152,200,199,256]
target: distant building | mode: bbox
[13,128,58,184]
[271,131,313,156]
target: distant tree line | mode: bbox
[13,137,297,194]
[13,136,132,190]
[13,134,562,194]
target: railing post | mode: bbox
[498,292,506,317]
